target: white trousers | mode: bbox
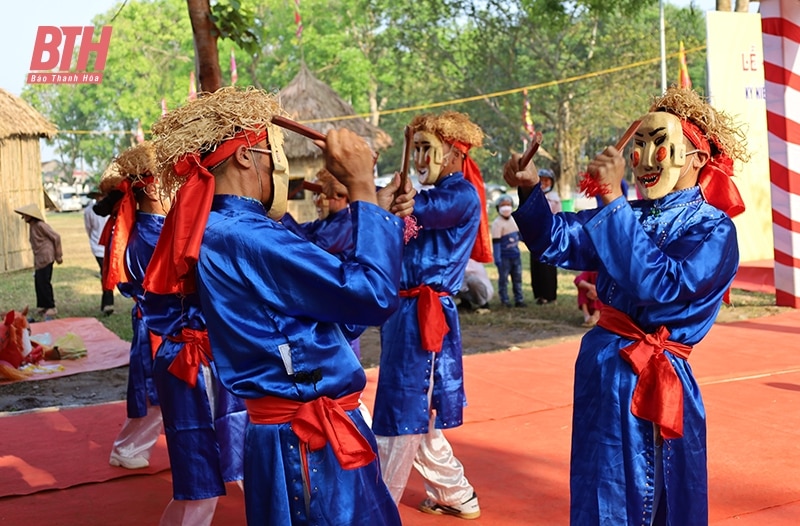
[375,415,474,507]
[111,405,163,461]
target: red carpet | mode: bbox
[0,317,130,385]
[1,310,799,525]
[0,402,168,497]
[731,259,775,294]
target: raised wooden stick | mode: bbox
[397,125,414,197]
[271,115,326,142]
[302,181,324,194]
[615,119,641,151]
[519,131,543,169]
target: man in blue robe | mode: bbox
[144,87,414,526]
[102,146,165,472]
[372,111,492,520]
[504,87,748,526]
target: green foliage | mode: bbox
[21,0,707,192]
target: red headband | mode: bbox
[680,120,745,218]
[101,175,155,290]
[144,129,267,295]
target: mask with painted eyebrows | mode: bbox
[630,111,689,200]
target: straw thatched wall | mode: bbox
[0,88,57,273]
[278,63,392,223]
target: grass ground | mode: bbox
[3,211,134,341]
[2,209,785,346]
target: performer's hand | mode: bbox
[56,258,63,265]
[315,129,377,205]
[377,172,416,218]
[319,174,349,202]
[587,146,625,206]
[503,153,539,189]
[586,285,598,301]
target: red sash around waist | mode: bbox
[166,327,212,388]
[245,391,375,471]
[400,284,450,352]
[597,306,693,440]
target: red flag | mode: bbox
[189,71,197,101]
[161,98,168,116]
[294,0,303,40]
[230,49,238,85]
[678,41,692,89]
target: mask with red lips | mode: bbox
[631,112,690,200]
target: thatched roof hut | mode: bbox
[0,88,58,272]
[278,63,392,222]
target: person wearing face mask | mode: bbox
[491,194,525,308]
[530,169,561,304]
[503,86,748,526]
[372,111,492,520]
[143,87,414,526]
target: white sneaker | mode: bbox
[419,492,481,520]
[109,451,149,469]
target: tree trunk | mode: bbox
[735,0,750,12]
[716,0,732,11]
[186,0,222,93]
[555,97,579,200]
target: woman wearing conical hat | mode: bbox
[14,203,62,319]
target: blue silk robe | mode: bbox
[372,173,480,435]
[117,212,162,418]
[514,186,739,526]
[196,195,403,526]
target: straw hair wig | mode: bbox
[151,87,284,195]
[115,141,157,183]
[650,87,749,163]
[410,111,484,149]
[98,161,124,195]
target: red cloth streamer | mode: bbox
[143,129,267,296]
[102,177,153,291]
[596,306,693,440]
[400,285,450,353]
[166,327,212,387]
[681,120,745,218]
[578,171,611,198]
[452,141,492,263]
[245,391,375,471]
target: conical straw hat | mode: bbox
[14,203,44,221]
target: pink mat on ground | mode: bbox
[1,317,130,385]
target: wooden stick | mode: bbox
[302,181,324,194]
[271,115,326,142]
[615,120,641,151]
[397,125,414,197]
[519,131,543,169]
[287,180,325,200]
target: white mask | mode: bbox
[413,130,445,185]
[631,112,689,200]
[266,123,290,220]
[498,205,513,217]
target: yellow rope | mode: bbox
[56,45,706,135]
